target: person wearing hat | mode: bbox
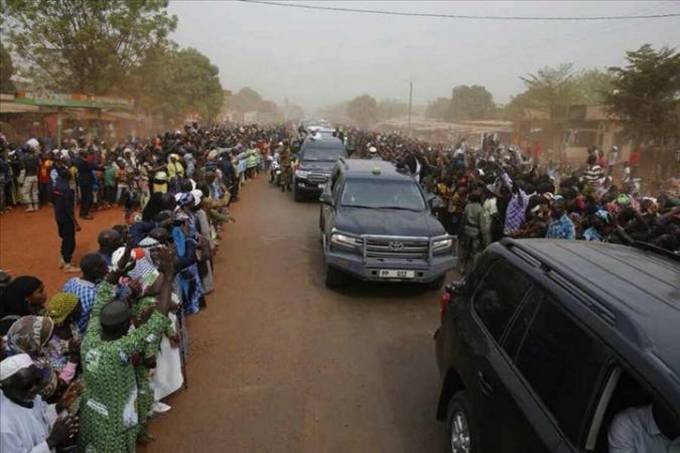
[79,245,174,452]
[44,293,81,384]
[0,353,79,452]
[151,170,168,194]
[367,146,382,161]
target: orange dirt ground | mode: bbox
[0,205,124,294]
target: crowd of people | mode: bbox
[0,123,291,452]
[0,120,679,451]
[338,128,680,271]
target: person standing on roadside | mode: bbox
[38,151,54,206]
[75,148,96,220]
[278,141,292,192]
[0,147,10,214]
[79,246,174,453]
[52,161,81,272]
[20,140,40,212]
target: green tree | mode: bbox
[518,63,580,150]
[376,99,408,121]
[4,0,177,94]
[425,97,450,120]
[0,42,16,93]
[573,69,615,104]
[447,85,496,121]
[607,44,680,180]
[229,87,263,113]
[607,44,680,145]
[346,95,378,127]
[135,47,224,124]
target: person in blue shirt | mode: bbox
[52,162,81,272]
[546,199,576,240]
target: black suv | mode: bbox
[293,136,347,201]
[319,158,456,288]
[435,238,680,452]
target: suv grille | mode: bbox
[365,238,429,260]
[308,172,329,184]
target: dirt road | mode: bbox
[0,205,122,294]
[145,176,448,452]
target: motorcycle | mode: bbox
[269,154,282,186]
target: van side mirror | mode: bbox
[319,192,334,206]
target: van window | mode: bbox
[515,296,607,445]
[473,259,530,341]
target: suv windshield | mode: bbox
[341,179,426,211]
[302,148,346,162]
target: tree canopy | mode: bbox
[229,87,264,113]
[346,95,378,127]
[4,0,177,95]
[448,85,496,121]
[2,0,234,126]
[606,44,680,146]
[424,86,496,122]
[129,46,224,123]
[0,43,15,93]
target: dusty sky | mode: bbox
[168,1,680,112]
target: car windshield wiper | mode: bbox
[341,204,375,209]
[377,206,423,212]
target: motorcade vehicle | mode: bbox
[293,136,347,201]
[434,238,680,453]
[319,158,457,288]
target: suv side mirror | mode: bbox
[427,194,443,211]
[319,192,334,206]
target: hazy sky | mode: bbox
[168,1,680,112]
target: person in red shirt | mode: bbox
[629,148,641,167]
[628,148,641,178]
[38,152,54,205]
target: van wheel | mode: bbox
[325,266,346,288]
[427,276,446,291]
[446,391,477,453]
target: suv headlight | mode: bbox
[331,232,362,251]
[432,237,453,253]
[295,169,310,179]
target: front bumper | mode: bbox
[325,250,457,283]
[295,177,327,193]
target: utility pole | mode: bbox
[408,80,413,136]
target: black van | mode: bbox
[434,238,680,452]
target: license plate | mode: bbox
[318,184,325,189]
[378,269,415,279]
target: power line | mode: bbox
[238,0,680,21]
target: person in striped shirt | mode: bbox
[583,154,605,188]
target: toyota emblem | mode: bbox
[389,241,404,251]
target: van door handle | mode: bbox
[477,371,494,395]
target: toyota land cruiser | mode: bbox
[319,158,457,288]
